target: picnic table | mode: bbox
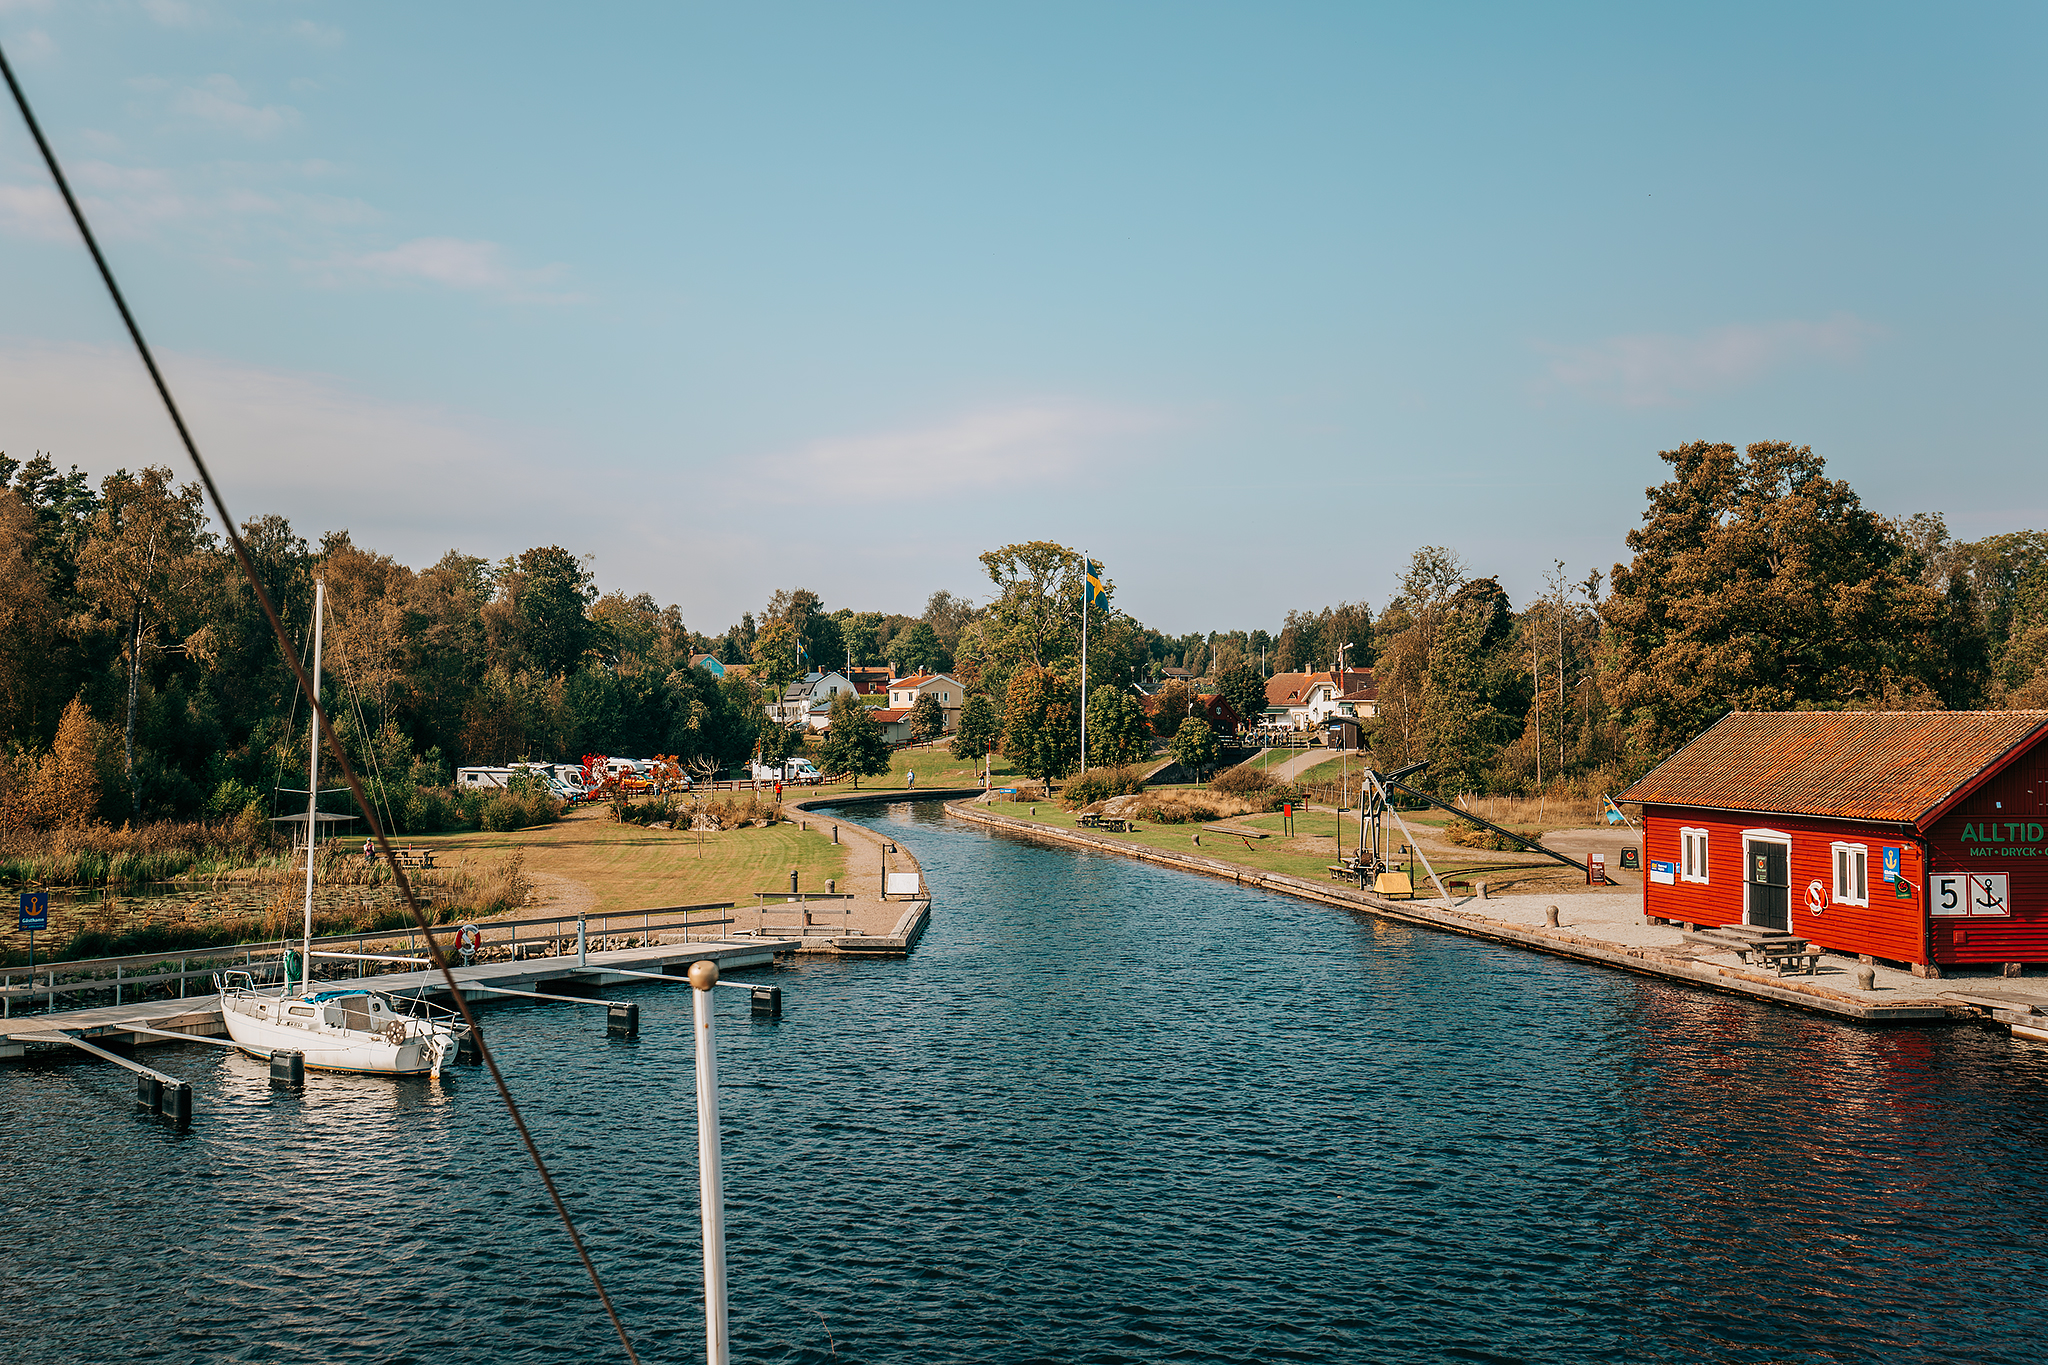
[1078,813,1134,833]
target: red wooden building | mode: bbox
[1619,711,2048,976]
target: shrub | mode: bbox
[1063,765,1147,808]
[1445,819,1524,851]
[1209,764,1275,796]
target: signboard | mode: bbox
[1931,873,2010,917]
[1882,846,1901,882]
[17,890,47,932]
[1619,847,1640,869]
[1648,859,1676,886]
[884,872,922,897]
[1587,853,1607,886]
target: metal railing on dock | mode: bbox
[0,902,740,1017]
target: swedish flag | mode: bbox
[1085,559,1109,611]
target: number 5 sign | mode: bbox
[1931,873,2009,917]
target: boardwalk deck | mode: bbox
[0,936,799,1060]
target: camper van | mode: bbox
[748,757,822,784]
[454,766,515,790]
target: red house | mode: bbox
[1619,711,2048,977]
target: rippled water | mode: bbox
[6,800,2048,1364]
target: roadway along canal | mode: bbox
[6,798,2047,1363]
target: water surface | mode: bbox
[5,800,2046,1363]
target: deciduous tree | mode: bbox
[1602,441,1949,771]
[818,692,891,788]
[1086,687,1152,767]
[1169,716,1220,776]
[949,693,1001,761]
[1001,665,1079,780]
[907,692,945,743]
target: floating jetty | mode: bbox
[0,934,800,1064]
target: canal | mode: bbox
[5,799,2047,1363]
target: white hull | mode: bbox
[218,985,461,1076]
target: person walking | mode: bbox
[363,837,375,865]
[907,769,916,791]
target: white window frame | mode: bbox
[1679,827,1710,884]
[1831,842,1869,907]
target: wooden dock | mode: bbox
[0,936,799,1061]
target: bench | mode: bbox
[1741,943,1825,976]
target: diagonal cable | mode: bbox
[0,43,641,1365]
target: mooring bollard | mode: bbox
[270,1050,304,1089]
[1545,905,1560,927]
[1475,879,1488,900]
[832,824,839,845]
[1855,965,1877,990]
[789,868,799,895]
[607,1002,639,1039]
[826,879,835,894]
[577,913,587,966]
[750,984,782,1019]
[136,1072,164,1114]
[161,1081,192,1131]
[687,958,730,1365]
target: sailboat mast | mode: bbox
[299,578,324,998]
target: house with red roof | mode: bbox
[1619,710,2048,976]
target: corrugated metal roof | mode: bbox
[1619,711,2048,824]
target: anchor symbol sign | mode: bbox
[1970,875,2008,915]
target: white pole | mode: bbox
[688,958,730,1365]
[300,578,324,999]
[577,913,587,966]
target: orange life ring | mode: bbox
[455,924,482,955]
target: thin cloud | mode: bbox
[1536,314,1884,407]
[290,19,344,46]
[345,236,577,301]
[769,402,1171,500]
[0,339,575,551]
[0,181,68,239]
[6,26,55,60]
[173,76,300,140]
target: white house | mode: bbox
[771,670,856,725]
[887,673,965,731]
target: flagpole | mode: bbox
[1079,551,1089,777]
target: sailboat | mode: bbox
[215,579,469,1076]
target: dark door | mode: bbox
[1747,842,1789,930]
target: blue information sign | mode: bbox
[1882,846,1902,882]
[18,890,48,932]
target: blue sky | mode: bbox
[1,1,2041,637]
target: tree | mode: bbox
[817,691,891,788]
[72,466,215,816]
[1086,687,1152,767]
[974,541,1108,697]
[1602,441,1948,771]
[757,720,808,766]
[1169,715,1219,776]
[1001,665,1079,780]
[1150,678,1197,736]
[1214,660,1267,735]
[508,545,596,676]
[0,490,54,744]
[888,621,950,676]
[950,693,1001,761]
[907,692,945,743]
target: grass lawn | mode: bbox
[397,805,848,919]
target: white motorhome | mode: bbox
[455,766,515,790]
[748,758,821,784]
